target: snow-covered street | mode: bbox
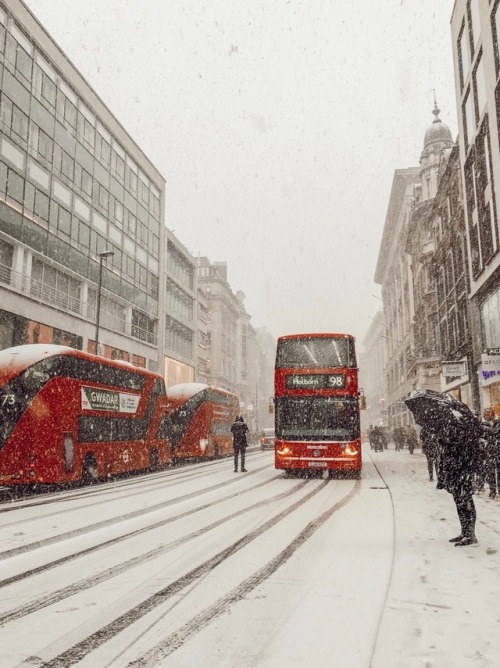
[1,445,499,667]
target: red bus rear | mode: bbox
[274,333,362,477]
[0,344,171,486]
[165,383,239,461]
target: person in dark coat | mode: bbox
[420,425,439,481]
[231,415,249,472]
[405,425,418,454]
[392,426,405,451]
[480,407,500,499]
[437,418,482,547]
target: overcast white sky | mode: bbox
[24,0,456,344]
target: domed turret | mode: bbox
[419,101,454,200]
[424,103,452,146]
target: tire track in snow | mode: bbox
[0,468,280,589]
[38,479,350,667]
[127,480,360,666]
[0,477,307,624]
[0,464,271,560]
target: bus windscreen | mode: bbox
[276,396,359,441]
[275,337,356,368]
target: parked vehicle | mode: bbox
[0,344,170,486]
[260,428,275,450]
[164,383,239,461]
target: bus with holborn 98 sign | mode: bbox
[273,333,363,477]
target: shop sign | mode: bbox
[442,360,467,378]
[480,354,500,384]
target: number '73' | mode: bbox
[1,394,15,406]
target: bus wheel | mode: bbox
[82,455,98,485]
[149,449,159,471]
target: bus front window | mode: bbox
[276,396,359,441]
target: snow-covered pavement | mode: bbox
[370,446,500,668]
[1,446,500,667]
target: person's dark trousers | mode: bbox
[233,447,240,471]
[452,490,476,538]
[426,456,436,481]
[240,447,246,471]
[486,458,500,495]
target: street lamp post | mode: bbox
[95,250,114,356]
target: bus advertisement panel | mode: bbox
[0,344,171,486]
[274,333,362,476]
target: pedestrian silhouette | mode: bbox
[405,425,418,454]
[420,425,439,481]
[436,419,482,547]
[480,407,500,499]
[405,389,483,547]
[231,415,249,472]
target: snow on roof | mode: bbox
[167,383,209,399]
[0,344,74,370]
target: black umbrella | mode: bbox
[404,389,477,435]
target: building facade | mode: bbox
[0,0,165,371]
[197,257,265,431]
[374,167,421,427]
[405,106,454,398]
[430,142,476,407]
[163,228,197,385]
[452,0,500,410]
[360,309,388,429]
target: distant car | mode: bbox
[260,428,275,450]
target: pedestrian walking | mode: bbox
[405,425,418,454]
[480,407,500,499]
[371,425,385,452]
[420,425,439,481]
[392,426,405,452]
[231,415,249,473]
[367,425,375,450]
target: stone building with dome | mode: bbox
[375,105,464,427]
[404,105,455,396]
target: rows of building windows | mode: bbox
[165,315,193,359]
[166,278,194,322]
[167,241,194,290]
[0,158,159,303]
[0,86,161,264]
[0,8,161,217]
[0,3,163,321]
[0,235,161,345]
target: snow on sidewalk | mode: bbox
[370,446,500,668]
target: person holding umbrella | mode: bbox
[405,390,482,547]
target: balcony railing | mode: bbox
[0,261,157,346]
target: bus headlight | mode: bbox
[344,446,358,456]
[276,447,290,455]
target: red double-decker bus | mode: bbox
[273,333,362,477]
[0,344,171,486]
[164,383,239,461]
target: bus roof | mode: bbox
[0,344,154,378]
[168,383,238,401]
[0,344,75,373]
[277,333,354,341]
